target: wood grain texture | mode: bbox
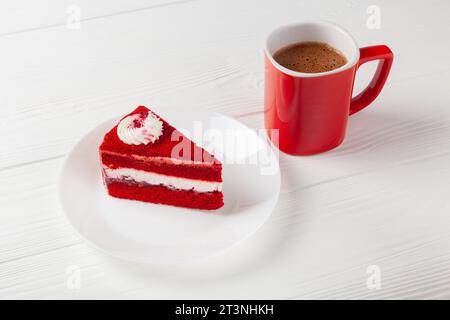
[1,0,450,299]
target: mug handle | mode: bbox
[350,45,393,115]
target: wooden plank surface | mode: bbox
[1,0,450,299]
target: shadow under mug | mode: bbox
[264,21,393,155]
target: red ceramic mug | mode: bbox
[264,21,393,155]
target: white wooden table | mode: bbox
[1,0,450,299]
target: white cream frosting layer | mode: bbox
[103,167,222,193]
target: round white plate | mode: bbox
[59,109,280,264]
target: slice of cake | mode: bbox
[99,106,223,210]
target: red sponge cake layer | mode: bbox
[100,106,218,163]
[106,180,223,210]
[100,152,222,182]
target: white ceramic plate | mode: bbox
[59,109,280,264]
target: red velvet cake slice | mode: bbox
[99,106,223,210]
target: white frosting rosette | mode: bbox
[117,111,163,145]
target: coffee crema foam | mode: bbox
[273,41,348,73]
